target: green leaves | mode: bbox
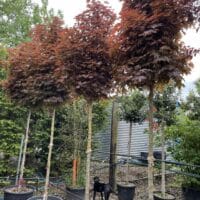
[183,79,200,121]
[166,115,200,187]
[0,0,62,46]
[119,90,147,123]
[153,84,178,126]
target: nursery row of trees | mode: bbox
[0,0,200,200]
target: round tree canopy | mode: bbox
[5,17,72,108]
[111,0,198,90]
[57,0,116,102]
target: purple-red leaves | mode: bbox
[58,0,116,102]
[5,17,71,108]
[111,0,199,90]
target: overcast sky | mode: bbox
[34,0,200,84]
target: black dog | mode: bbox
[93,176,112,200]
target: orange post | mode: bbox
[72,159,77,187]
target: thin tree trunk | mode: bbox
[109,100,118,190]
[84,102,93,200]
[161,121,166,197]
[148,87,154,200]
[43,109,56,200]
[19,110,31,185]
[126,122,132,184]
[16,135,24,185]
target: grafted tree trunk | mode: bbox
[126,122,133,184]
[148,87,155,200]
[43,109,56,200]
[85,102,93,200]
[19,110,31,185]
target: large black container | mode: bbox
[4,185,34,200]
[28,196,62,200]
[153,192,175,200]
[117,183,135,200]
[66,187,85,200]
[140,151,166,164]
[182,187,200,200]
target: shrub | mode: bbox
[166,114,200,188]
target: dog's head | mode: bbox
[93,176,100,183]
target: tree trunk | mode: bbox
[148,87,155,200]
[73,102,77,187]
[126,122,133,184]
[109,100,118,190]
[43,109,56,200]
[19,110,31,185]
[161,121,166,197]
[16,135,24,185]
[84,102,93,200]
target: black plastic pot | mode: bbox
[182,186,200,200]
[153,191,175,200]
[117,183,136,200]
[4,185,34,200]
[28,196,62,200]
[140,151,166,164]
[66,186,85,200]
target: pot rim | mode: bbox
[153,191,175,200]
[4,185,35,194]
[27,195,63,200]
[66,186,85,190]
[117,182,136,188]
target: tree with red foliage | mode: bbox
[5,17,71,200]
[110,0,199,199]
[57,1,116,198]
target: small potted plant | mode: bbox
[65,167,85,200]
[65,101,86,200]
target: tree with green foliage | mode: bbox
[166,113,200,189]
[153,84,178,198]
[111,0,198,199]
[183,79,200,121]
[120,90,146,183]
[0,0,62,46]
[154,84,178,126]
[0,66,28,178]
[60,99,109,187]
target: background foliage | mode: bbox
[166,113,200,188]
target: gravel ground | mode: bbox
[0,164,184,200]
[90,164,183,200]
[60,164,183,199]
